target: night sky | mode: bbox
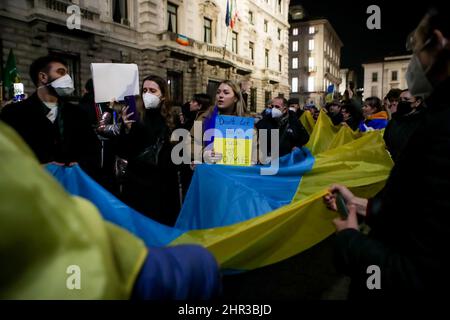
[290,0,434,87]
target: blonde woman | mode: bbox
[191,80,250,164]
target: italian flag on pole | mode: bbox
[225,0,237,29]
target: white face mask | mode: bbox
[49,74,74,96]
[405,54,434,99]
[289,107,297,112]
[271,108,283,119]
[143,93,161,109]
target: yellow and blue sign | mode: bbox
[213,115,254,166]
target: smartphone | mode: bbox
[123,95,138,121]
[335,192,349,219]
[13,83,25,102]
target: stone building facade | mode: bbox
[362,55,411,99]
[1,0,291,112]
[288,5,343,106]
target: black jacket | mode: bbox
[383,105,426,162]
[175,103,198,131]
[334,78,450,298]
[117,109,180,226]
[0,92,100,175]
[328,111,344,126]
[256,110,309,157]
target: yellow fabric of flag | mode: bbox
[0,123,147,299]
[170,110,393,270]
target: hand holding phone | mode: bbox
[334,191,349,219]
[124,95,138,121]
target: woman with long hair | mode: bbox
[118,75,180,226]
[192,79,249,163]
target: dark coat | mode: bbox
[117,109,180,226]
[175,103,198,131]
[0,92,100,176]
[334,78,450,298]
[383,105,426,162]
[328,111,344,126]
[256,110,309,157]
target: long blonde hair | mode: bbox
[215,79,248,116]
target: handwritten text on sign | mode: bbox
[213,115,254,166]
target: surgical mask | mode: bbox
[405,55,433,99]
[289,107,297,112]
[143,93,160,109]
[271,108,283,119]
[49,74,74,96]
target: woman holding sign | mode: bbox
[117,75,180,226]
[195,80,249,164]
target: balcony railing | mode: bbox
[159,31,254,71]
[206,44,223,54]
[30,0,102,31]
[262,69,281,83]
[42,0,96,21]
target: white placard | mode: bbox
[90,63,140,103]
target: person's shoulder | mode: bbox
[255,116,273,128]
[195,110,210,122]
[0,96,35,118]
[63,100,88,115]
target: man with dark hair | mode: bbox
[384,89,427,162]
[385,88,402,116]
[178,93,211,131]
[340,103,363,131]
[324,6,450,298]
[288,97,303,118]
[0,55,100,178]
[325,100,343,125]
[256,96,309,157]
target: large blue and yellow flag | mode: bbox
[46,110,393,271]
[0,123,147,299]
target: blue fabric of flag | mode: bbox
[46,164,184,247]
[203,105,218,147]
[225,0,231,27]
[175,147,315,230]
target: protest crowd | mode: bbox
[1,4,450,300]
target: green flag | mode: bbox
[3,49,19,88]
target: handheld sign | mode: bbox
[90,63,140,103]
[213,115,254,166]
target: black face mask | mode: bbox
[396,101,413,116]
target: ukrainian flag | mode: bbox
[0,123,147,299]
[46,110,393,271]
[325,84,335,103]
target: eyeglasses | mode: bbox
[406,30,432,53]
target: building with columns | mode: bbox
[288,5,342,107]
[362,54,411,99]
[0,0,291,112]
